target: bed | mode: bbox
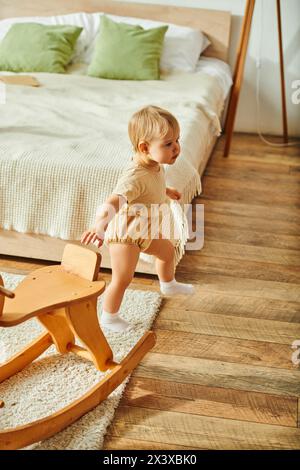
[0,0,232,274]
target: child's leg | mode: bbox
[144,238,194,295]
[101,243,140,332]
[144,238,175,282]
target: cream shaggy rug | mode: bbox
[0,271,161,450]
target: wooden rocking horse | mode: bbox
[0,244,156,450]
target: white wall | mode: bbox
[120,0,300,136]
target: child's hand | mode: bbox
[166,187,182,201]
[80,230,103,248]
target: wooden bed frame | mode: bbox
[0,0,231,274]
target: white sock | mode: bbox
[101,309,130,332]
[159,278,194,296]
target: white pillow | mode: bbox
[0,12,91,64]
[201,35,211,54]
[85,13,211,72]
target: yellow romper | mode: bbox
[104,159,177,252]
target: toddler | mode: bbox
[81,105,194,332]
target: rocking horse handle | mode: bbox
[0,285,15,299]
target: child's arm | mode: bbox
[81,194,126,248]
[166,187,182,201]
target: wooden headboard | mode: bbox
[0,0,231,62]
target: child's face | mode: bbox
[144,128,181,165]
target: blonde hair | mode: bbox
[128,105,180,153]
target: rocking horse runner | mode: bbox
[0,244,156,450]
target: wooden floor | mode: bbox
[1,133,300,449]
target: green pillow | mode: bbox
[88,15,168,80]
[0,23,83,73]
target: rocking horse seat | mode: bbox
[0,265,105,327]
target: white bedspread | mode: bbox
[0,68,224,261]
